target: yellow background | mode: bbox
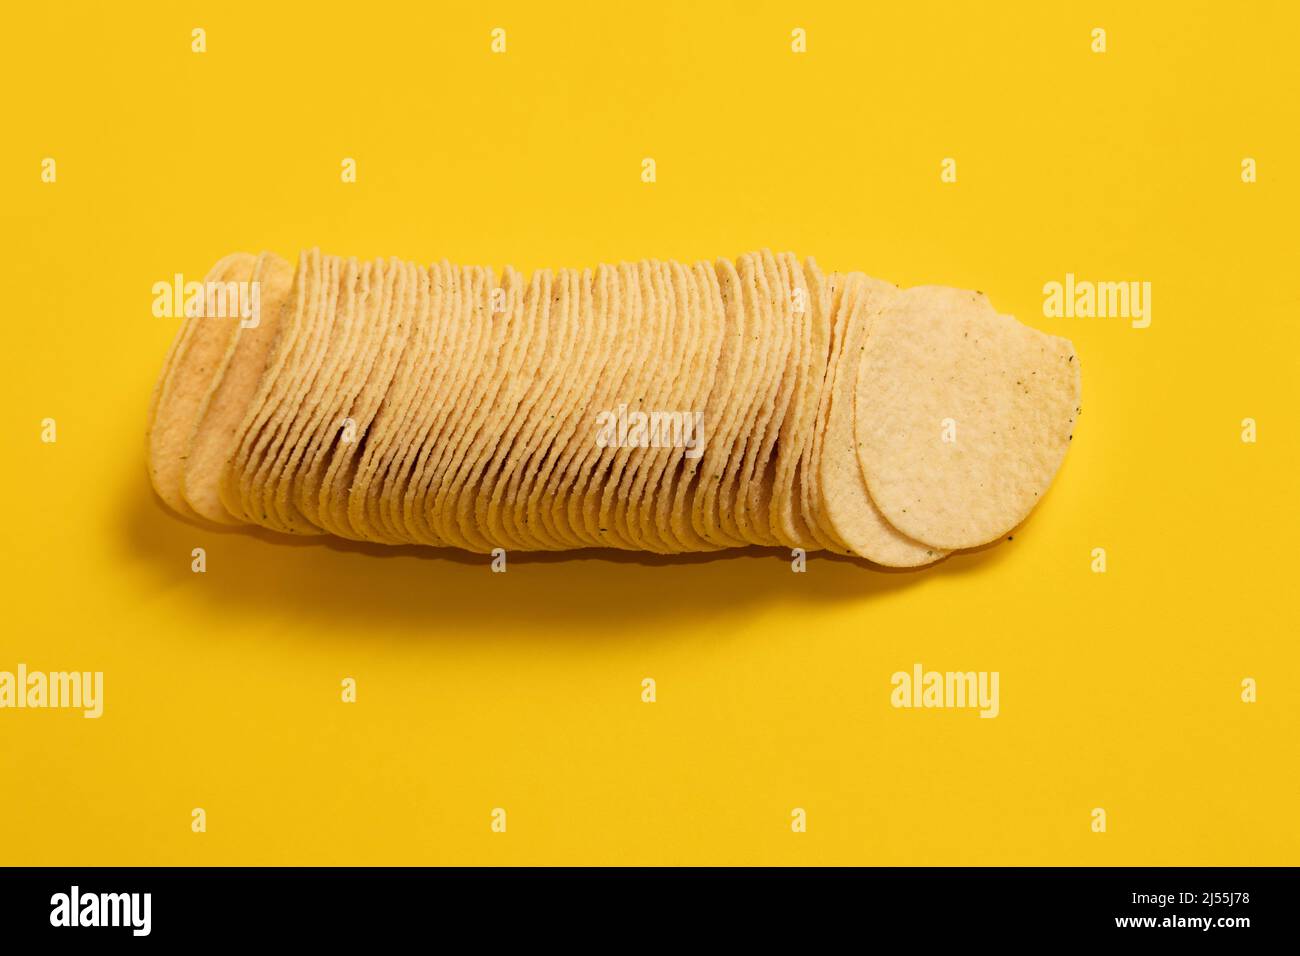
[2,1,1296,866]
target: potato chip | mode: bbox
[220,249,322,526]
[474,266,558,550]
[314,260,417,539]
[539,265,623,549]
[800,269,857,550]
[181,252,294,524]
[251,252,345,534]
[573,260,645,549]
[736,249,794,546]
[491,267,565,549]
[854,286,1081,550]
[688,258,747,550]
[668,260,727,553]
[716,253,771,545]
[444,266,532,552]
[148,252,255,519]
[357,259,456,544]
[793,258,837,550]
[595,260,663,550]
[401,265,487,546]
[819,276,947,567]
[625,261,687,553]
[648,260,712,553]
[524,267,592,550]
[695,255,760,547]
[767,252,818,551]
[264,255,363,533]
[294,258,397,532]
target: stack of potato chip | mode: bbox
[149,250,1080,566]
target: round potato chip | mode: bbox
[360,260,458,544]
[542,264,629,549]
[460,269,534,550]
[253,252,343,535]
[596,260,663,550]
[737,249,795,547]
[529,266,605,550]
[854,286,1081,550]
[148,251,256,520]
[690,257,750,549]
[476,266,564,551]
[819,276,947,567]
[498,268,571,550]
[447,266,533,552]
[767,252,820,551]
[314,260,418,539]
[668,260,728,553]
[181,252,294,524]
[218,249,319,525]
[403,265,488,546]
[799,268,853,550]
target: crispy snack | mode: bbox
[149,249,1080,566]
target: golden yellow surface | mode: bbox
[2,1,1296,865]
